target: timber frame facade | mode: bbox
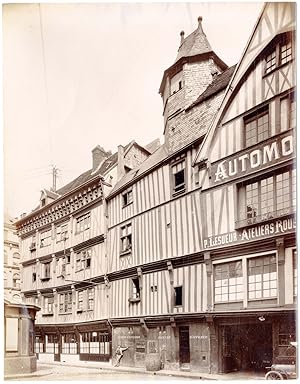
[16,3,296,375]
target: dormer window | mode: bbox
[41,198,46,207]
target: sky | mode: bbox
[3,1,263,219]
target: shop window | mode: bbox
[79,331,110,355]
[265,33,293,74]
[120,223,132,254]
[40,229,51,248]
[244,107,269,147]
[174,286,183,306]
[248,254,277,299]
[41,261,51,280]
[76,249,91,271]
[237,168,296,227]
[59,292,72,314]
[278,323,296,359]
[35,335,44,353]
[45,334,59,353]
[56,222,69,242]
[62,333,77,354]
[214,261,243,302]
[76,212,91,233]
[171,160,186,195]
[280,92,296,131]
[122,188,133,207]
[293,250,297,296]
[43,296,54,315]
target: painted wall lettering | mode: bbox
[203,217,296,249]
[211,132,294,185]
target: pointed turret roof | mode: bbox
[175,17,212,63]
[159,17,227,95]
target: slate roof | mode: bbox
[108,144,168,198]
[175,17,212,62]
[144,138,161,154]
[187,65,236,110]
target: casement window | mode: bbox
[13,273,21,289]
[171,160,186,195]
[293,250,297,296]
[122,188,133,207]
[79,331,110,355]
[61,254,71,276]
[75,249,91,271]
[76,212,91,233]
[130,278,140,301]
[174,286,183,306]
[214,254,278,304]
[41,261,51,280]
[238,168,296,227]
[280,92,296,132]
[265,33,293,74]
[62,333,77,354]
[45,334,59,353]
[77,288,94,311]
[40,229,51,247]
[56,223,68,242]
[244,107,269,147]
[44,296,54,315]
[59,292,72,314]
[35,336,44,353]
[214,261,243,303]
[120,223,132,254]
[248,255,277,299]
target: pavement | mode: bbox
[4,360,266,381]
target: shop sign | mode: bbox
[203,216,296,249]
[211,132,294,185]
[190,335,208,339]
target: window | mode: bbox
[76,212,91,233]
[238,169,296,226]
[59,292,72,314]
[61,255,71,276]
[44,296,54,315]
[265,33,293,74]
[12,252,20,266]
[150,285,158,292]
[35,336,44,353]
[120,223,132,254]
[40,229,51,247]
[278,323,296,359]
[77,290,84,311]
[56,223,68,242]
[244,108,269,147]
[174,286,183,306]
[130,278,140,300]
[75,249,91,271]
[77,288,94,311]
[87,288,94,310]
[122,188,133,207]
[13,273,21,289]
[293,250,297,296]
[280,92,296,131]
[172,160,186,195]
[62,333,77,354]
[30,235,36,251]
[248,255,277,299]
[32,272,36,282]
[79,331,110,355]
[214,261,243,302]
[45,334,59,353]
[41,262,51,280]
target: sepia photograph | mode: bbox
[3,1,297,381]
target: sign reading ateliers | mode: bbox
[211,131,294,185]
[203,216,296,249]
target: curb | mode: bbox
[4,370,53,380]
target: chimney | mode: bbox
[92,145,109,172]
[180,30,185,45]
[197,16,204,33]
[117,145,125,180]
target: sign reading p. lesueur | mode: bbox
[211,131,295,185]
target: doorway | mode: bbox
[179,326,190,365]
[221,323,272,373]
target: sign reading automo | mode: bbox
[211,132,294,185]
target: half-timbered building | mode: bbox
[16,142,153,364]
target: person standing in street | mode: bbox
[114,345,128,367]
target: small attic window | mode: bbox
[41,198,46,207]
[179,81,182,90]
